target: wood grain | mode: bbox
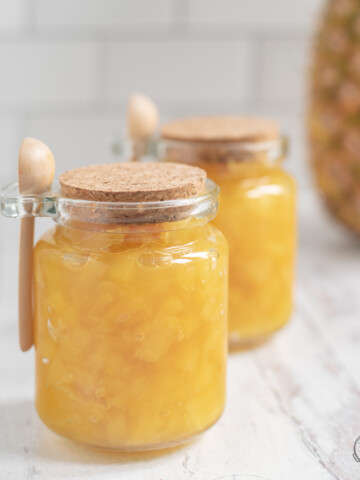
[0,189,359,479]
[18,217,34,351]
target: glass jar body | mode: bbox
[208,161,296,345]
[33,218,228,450]
[161,142,296,346]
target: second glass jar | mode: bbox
[159,117,296,346]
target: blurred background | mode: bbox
[0,0,324,320]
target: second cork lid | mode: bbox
[161,116,280,143]
[59,162,207,224]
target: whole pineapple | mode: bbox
[309,0,360,233]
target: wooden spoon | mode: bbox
[18,138,55,351]
[127,93,159,161]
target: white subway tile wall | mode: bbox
[28,113,122,171]
[260,38,311,107]
[0,42,101,106]
[189,0,324,31]
[107,40,254,103]
[35,0,174,29]
[0,0,323,319]
[0,0,26,32]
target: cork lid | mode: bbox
[59,162,207,224]
[161,116,280,143]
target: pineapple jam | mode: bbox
[34,163,228,450]
[161,117,296,346]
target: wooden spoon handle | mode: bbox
[19,217,34,351]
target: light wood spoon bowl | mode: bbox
[18,138,55,351]
[127,93,159,161]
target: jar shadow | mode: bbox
[228,333,276,354]
[229,338,268,354]
[0,399,193,465]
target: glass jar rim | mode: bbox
[159,136,287,161]
[1,178,219,231]
[112,135,287,165]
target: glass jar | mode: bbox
[159,117,296,347]
[1,164,228,451]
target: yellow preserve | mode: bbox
[204,161,295,342]
[161,117,296,346]
[32,162,228,450]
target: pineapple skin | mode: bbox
[309,0,360,234]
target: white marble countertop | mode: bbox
[1,190,360,480]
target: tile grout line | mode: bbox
[0,28,310,43]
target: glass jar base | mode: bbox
[37,407,224,453]
[229,324,287,351]
[67,430,203,453]
[229,332,271,351]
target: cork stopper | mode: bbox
[59,162,207,224]
[161,116,281,165]
[161,116,279,143]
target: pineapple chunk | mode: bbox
[34,221,227,449]
[199,160,296,342]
